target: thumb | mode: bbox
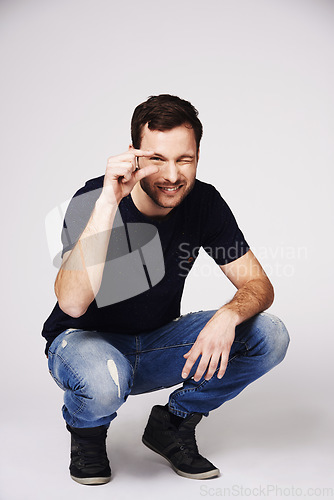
[134,164,159,183]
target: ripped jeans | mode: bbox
[47,310,289,428]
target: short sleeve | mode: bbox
[60,180,103,258]
[201,186,250,265]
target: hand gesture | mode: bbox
[182,312,236,382]
[101,148,158,205]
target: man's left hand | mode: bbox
[181,309,238,382]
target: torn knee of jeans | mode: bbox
[107,359,121,398]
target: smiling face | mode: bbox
[131,123,199,219]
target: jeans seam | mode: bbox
[123,342,194,356]
[133,336,140,375]
[49,352,89,419]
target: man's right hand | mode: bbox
[100,148,159,205]
[56,149,159,317]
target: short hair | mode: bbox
[131,94,203,151]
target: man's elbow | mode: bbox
[55,286,89,318]
[54,278,90,318]
[58,300,87,318]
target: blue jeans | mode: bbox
[47,310,289,428]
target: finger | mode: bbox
[217,353,229,379]
[108,158,137,174]
[204,353,221,381]
[193,354,211,382]
[106,166,135,182]
[181,347,201,379]
[107,161,135,171]
[129,149,155,158]
[133,165,159,182]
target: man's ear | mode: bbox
[197,147,200,161]
[129,144,134,150]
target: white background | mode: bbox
[1,0,333,499]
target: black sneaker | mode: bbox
[142,405,220,479]
[66,424,111,485]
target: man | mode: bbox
[42,94,289,485]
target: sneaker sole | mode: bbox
[70,474,111,485]
[142,436,220,480]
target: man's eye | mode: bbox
[151,157,163,161]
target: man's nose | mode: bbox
[161,161,179,184]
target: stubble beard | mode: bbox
[139,177,196,209]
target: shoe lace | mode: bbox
[176,427,200,458]
[75,432,109,469]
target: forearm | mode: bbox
[214,277,275,327]
[54,195,118,317]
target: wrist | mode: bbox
[90,194,119,232]
[96,192,119,211]
[98,181,124,207]
[215,306,241,327]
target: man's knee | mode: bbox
[255,312,290,368]
[50,341,133,419]
[82,351,133,414]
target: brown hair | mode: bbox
[131,94,203,150]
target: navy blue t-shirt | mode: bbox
[41,177,249,355]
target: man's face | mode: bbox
[136,123,199,211]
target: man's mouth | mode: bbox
[157,185,183,193]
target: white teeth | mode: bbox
[160,186,180,191]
